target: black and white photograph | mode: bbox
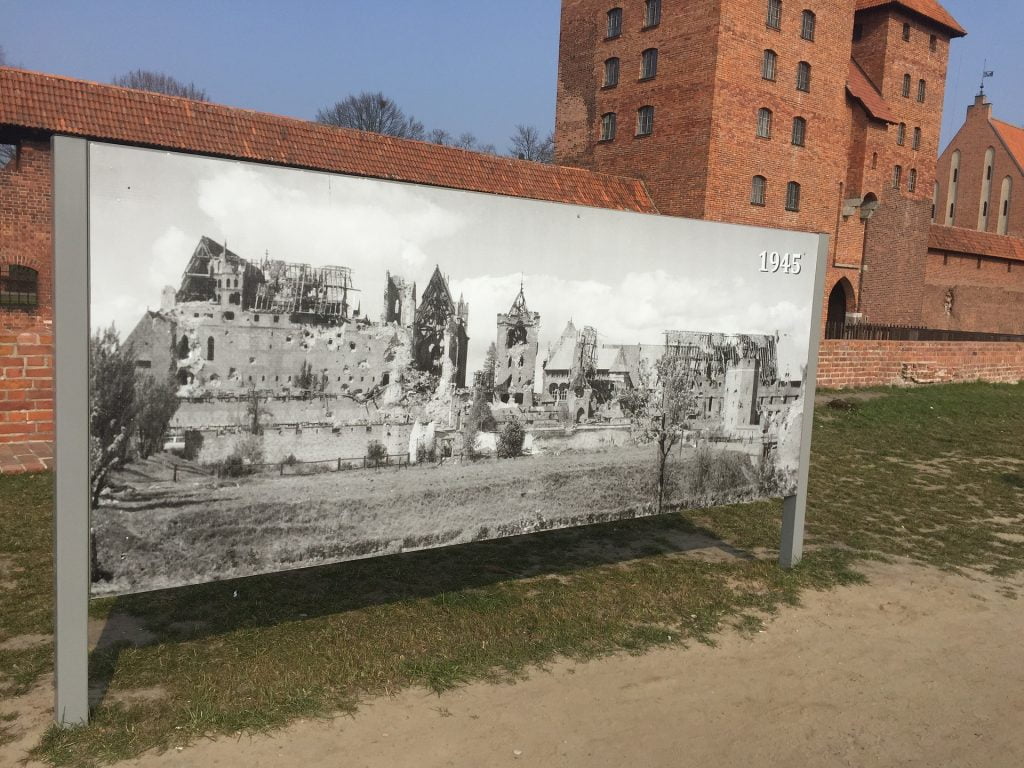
[88,141,822,596]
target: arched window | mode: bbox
[908,168,918,193]
[945,149,960,225]
[751,175,767,206]
[796,61,811,92]
[902,73,911,98]
[644,0,661,27]
[801,10,816,40]
[600,112,617,141]
[757,108,773,138]
[785,181,801,211]
[636,105,654,136]
[917,79,926,102]
[792,116,806,146]
[762,49,777,80]
[893,165,903,189]
[0,264,38,309]
[603,57,620,87]
[606,7,622,38]
[998,176,1013,235]
[640,48,659,80]
[177,335,190,360]
[871,152,878,169]
[979,147,995,230]
[913,127,921,150]
[897,123,906,146]
[206,336,215,361]
[767,0,782,29]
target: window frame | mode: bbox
[751,175,768,206]
[791,116,807,146]
[908,168,917,192]
[600,112,617,142]
[801,10,816,41]
[640,48,659,80]
[785,181,801,212]
[757,107,773,139]
[636,105,655,137]
[762,49,778,81]
[917,79,926,103]
[796,61,811,92]
[902,73,911,98]
[606,7,623,39]
[902,22,911,42]
[0,263,39,310]
[767,0,782,30]
[603,57,620,88]
[893,164,903,189]
[644,0,661,28]
[913,127,921,150]
[897,122,906,146]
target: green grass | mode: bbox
[0,382,1022,766]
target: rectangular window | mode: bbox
[636,105,654,136]
[801,11,816,41]
[641,48,658,80]
[644,0,661,28]
[908,169,917,192]
[893,165,903,189]
[603,57,619,87]
[757,108,773,139]
[897,123,906,146]
[930,34,937,52]
[796,61,811,92]
[791,117,806,146]
[762,50,777,80]
[767,0,782,30]
[786,181,801,212]
[607,8,622,38]
[751,176,767,206]
[902,23,911,41]
[600,112,617,141]
[913,127,921,150]
[0,264,39,309]
[902,74,911,98]
[917,79,926,103]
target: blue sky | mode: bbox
[2,0,1020,152]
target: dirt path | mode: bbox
[5,561,1023,767]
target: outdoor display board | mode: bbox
[54,136,826,722]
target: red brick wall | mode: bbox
[816,339,1024,389]
[922,250,1024,334]
[0,139,55,465]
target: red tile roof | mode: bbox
[992,119,1024,175]
[0,67,658,214]
[855,0,966,37]
[929,225,1024,263]
[847,60,898,123]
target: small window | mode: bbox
[603,57,620,87]
[636,105,654,136]
[762,49,777,80]
[757,108,773,138]
[917,79,926,103]
[801,10,816,41]
[853,24,863,42]
[640,48,658,80]
[913,127,921,150]
[600,112,617,141]
[751,176,767,206]
[871,152,878,169]
[644,0,661,28]
[767,0,782,30]
[953,167,959,183]
[253,314,260,322]
[893,165,903,189]
[206,336,215,361]
[607,7,622,38]
[987,165,993,181]
[0,264,38,309]
[930,34,937,52]
[902,22,911,42]
[902,74,911,98]
[791,116,806,146]
[785,181,801,211]
[222,311,235,321]
[897,123,906,146]
[908,168,917,192]
[796,61,811,92]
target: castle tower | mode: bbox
[384,271,417,326]
[495,283,541,406]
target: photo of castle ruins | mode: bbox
[87,142,820,596]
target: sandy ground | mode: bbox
[4,559,1023,768]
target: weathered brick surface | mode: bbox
[0,139,54,465]
[816,339,1024,388]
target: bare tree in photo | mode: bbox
[508,124,555,163]
[245,384,272,436]
[112,69,210,101]
[90,326,138,507]
[316,92,425,140]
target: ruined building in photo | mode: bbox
[495,285,541,406]
[126,237,468,399]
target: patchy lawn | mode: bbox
[0,382,1021,766]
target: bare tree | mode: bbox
[508,124,555,163]
[429,128,497,154]
[112,69,209,101]
[316,92,425,140]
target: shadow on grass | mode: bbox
[88,508,755,709]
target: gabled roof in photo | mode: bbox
[929,225,1024,263]
[991,119,1024,175]
[847,60,898,124]
[0,67,658,214]
[854,0,966,37]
